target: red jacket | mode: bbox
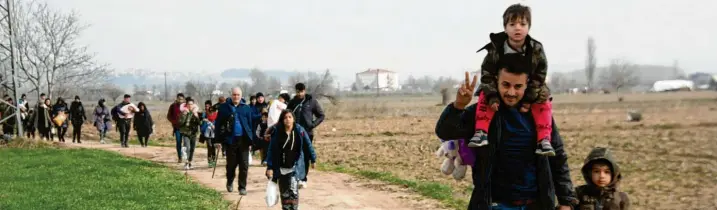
[166,103,182,128]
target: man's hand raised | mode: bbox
[454,72,478,110]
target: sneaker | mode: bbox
[177,157,182,163]
[467,130,489,147]
[298,181,307,189]
[239,189,247,195]
[261,161,267,166]
[535,138,556,156]
[184,163,191,170]
[100,140,106,144]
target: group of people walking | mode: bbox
[162,83,324,209]
[1,93,88,143]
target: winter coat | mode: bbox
[576,148,630,210]
[178,110,201,139]
[476,32,550,105]
[434,103,577,209]
[266,124,316,181]
[200,111,218,137]
[215,98,255,145]
[133,110,154,137]
[94,105,112,132]
[287,94,325,135]
[36,103,52,131]
[52,103,69,128]
[69,101,87,124]
[166,102,182,128]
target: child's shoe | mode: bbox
[468,130,488,147]
[535,138,556,156]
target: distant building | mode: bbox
[355,69,400,91]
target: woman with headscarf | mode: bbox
[69,96,87,143]
[94,99,112,144]
[51,97,69,142]
[37,98,53,141]
[133,102,153,147]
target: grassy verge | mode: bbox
[317,163,469,210]
[0,146,228,210]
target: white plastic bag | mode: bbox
[248,152,253,165]
[452,155,467,180]
[265,180,279,207]
[440,158,455,175]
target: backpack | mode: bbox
[111,104,122,121]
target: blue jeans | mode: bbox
[174,128,182,159]
[491,202,535,210]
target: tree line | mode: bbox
[1,0,110,102]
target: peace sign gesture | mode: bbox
[454,72,478,110]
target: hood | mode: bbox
[476,32,535,53]
[581,147,622,189]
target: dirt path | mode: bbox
[69,141,447,210]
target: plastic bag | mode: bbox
[265,180,279,207]
[440,158,455,175]
[248,152,253,165]
[452,155,467,180]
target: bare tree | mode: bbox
[672,60,685,79]
[267,76,282,93]
[102,84,124,102]
[248,68,267,94]
[10,1,109,100]
[600,59,640,96]
[184,81,198,97]
[287,71,306,89]
[433,76,458,93]
[548,72,566,93]
[586,37,596,91]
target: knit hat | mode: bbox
[74,95,80,100]
[255,92,264,98]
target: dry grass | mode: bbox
[69,91,717,209]
[316,91,717,210]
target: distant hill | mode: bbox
[108,68,302,92]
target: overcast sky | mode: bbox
[49,0,716,83]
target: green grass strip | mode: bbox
[0,147,228,210]
[318,163,469,210]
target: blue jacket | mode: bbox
[216,98,255,145]
[266,124,317,181]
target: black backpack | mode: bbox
[111,104,122,121]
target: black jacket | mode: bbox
[287,94,325,134]
[69,101,87,124]
[435,103,577,209]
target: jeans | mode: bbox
[182,135,197,162]
[174,128,182,159]
[278,172,299,210]
[205,137,217,162]
[302,134,314,182]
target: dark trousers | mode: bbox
[56,126,67,142]
[205,137,217,161]
[226,136,251,190]
[302,134,314,182]
[138,135,150,146]
[117,119,131,146]
[72,122,83,143]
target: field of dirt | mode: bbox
[74,91,717,210]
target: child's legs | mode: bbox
[278,173,299,210]
[530,101,553,142]
[475,91,496,132]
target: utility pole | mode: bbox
[375,69,379,97]
[164,72,168,101]
[1,0,24,137]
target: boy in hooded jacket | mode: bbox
[576,147,630,210]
